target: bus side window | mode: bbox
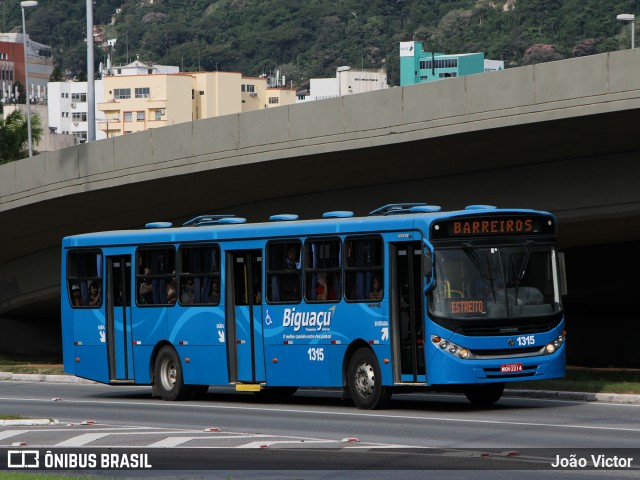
[67,251,103,308]
[345,237,383,301]
[266,241,301,303]
[136,247,176,306]
[179,245,220,305]
[304,238,341,302]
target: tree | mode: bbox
[50,65,65,82]
[0,109,44,164]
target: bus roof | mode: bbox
[62,206,554,248]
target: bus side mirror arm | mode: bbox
[423,241,435,293]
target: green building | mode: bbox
[400,41,502,86]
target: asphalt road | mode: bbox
[1,381,640,478]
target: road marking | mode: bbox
[237,439,337,448]
[147,436,201,447]
[0,430,29,441]
[55,433,111,446]
[2,395,640,434]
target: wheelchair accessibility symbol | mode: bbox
[265,310,272,326]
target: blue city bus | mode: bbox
[61,203,566,409]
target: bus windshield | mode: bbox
[429,243,562,320]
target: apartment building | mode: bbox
[48,80,104,143]
[98,74,192,137]
[96,71,297,138]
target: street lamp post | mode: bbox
[617,14,635,49]
[86,0,95,142]
[20,0,37,158]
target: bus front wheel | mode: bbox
[348,348,391,410]
[464,383,505,406]
[154,346,191,401]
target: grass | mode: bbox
[1,355,639,395]
[0,354,64,375]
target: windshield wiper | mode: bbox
[462,242,498,301]
[510,241,535,304]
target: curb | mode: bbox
[0,372,95,384]
[505,389,640,404]
[3,372,640,405]
[0,418,60,426]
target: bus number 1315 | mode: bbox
[308,348,325,361]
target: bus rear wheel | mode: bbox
[464,383,505,406]
[154,346,192,401]
[348,348,391,410]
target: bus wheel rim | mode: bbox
[354,362,375,398]
[161,359,177,390]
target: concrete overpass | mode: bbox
[1,49,639,364]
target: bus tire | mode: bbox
[464,383,505,406]
[154,346,191,401]
[348,348,391,410]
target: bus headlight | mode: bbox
[545,333,565,355]
[432,336,474,360]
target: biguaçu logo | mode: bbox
[282,306,335,332]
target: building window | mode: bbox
[420,58,459,70]
[114,88,131,99]
[73,131,88,144]
[241,84,246,92]
[72,112,87,121]
[246,84,255,93]
[137,111,145,121]
[124,111,132,122]
[155,110,163,121]
[135,87,150,98]
[268,97,279,104]
[71,93,87,102]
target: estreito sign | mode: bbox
[445,298,486,315]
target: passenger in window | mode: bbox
[314,273,337,301]
[316,273,328,300]
[88,281,101,306]
[285,245,300,270]
[71,283,83,306]
[139,267,153,304]
[166,273,177,305]
[208,279,220,303]
[181,279,195,304]
[368,276,383,300]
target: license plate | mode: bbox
[500,363,523,373]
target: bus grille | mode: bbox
[470,346,542,357]
[459,321,554,336]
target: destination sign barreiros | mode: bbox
[431,215,555,240]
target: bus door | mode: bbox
[390,241,426,383]
[106,255,134,382]
[226,250,264,384]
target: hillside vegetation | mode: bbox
[6,0,639,86]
